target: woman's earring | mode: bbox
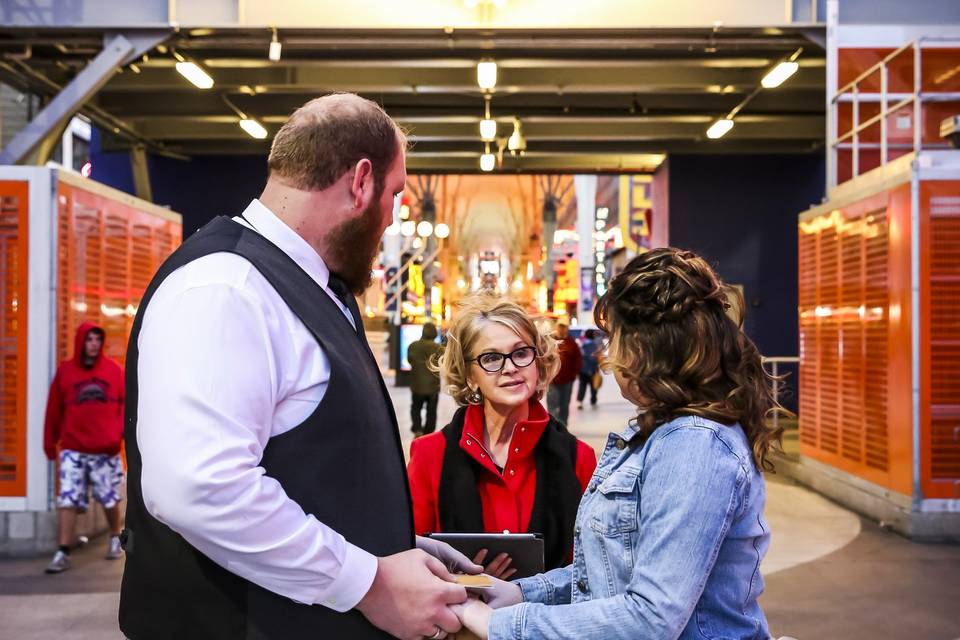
[468,388,482,404]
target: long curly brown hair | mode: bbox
[594,247,784,471]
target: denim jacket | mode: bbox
[489,415,771,640]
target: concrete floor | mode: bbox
[2,376,958,639]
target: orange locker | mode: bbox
[0,180,29,498]
[799,167,960,507]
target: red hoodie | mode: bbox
[43,322,125,458]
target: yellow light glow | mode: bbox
[434,222,450,239]
[480,152,495,172]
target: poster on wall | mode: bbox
[619,174,654,254]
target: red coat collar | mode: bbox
[460,399,549,474]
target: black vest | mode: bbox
[119,216,413,640]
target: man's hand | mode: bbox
[417,535,483,575]
[356,549,467,640]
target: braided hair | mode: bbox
[594,248,784,471]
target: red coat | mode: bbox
[407,399,597,536]
[43,322,125,458]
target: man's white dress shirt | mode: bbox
[136,199,377,611]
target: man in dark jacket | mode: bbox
[546,318,582,427]
[43,322,125,573]
[408,323,442,436]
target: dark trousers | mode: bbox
[577,373,598,405]
[547,382,574,426]
[411,393,439,434]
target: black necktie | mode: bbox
[327,273,362,333]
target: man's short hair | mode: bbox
[267,93,405,195]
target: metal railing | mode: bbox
[762,356,800,432]
[830,37,960,189]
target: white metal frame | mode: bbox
[829,36,960,191]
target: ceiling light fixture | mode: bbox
[434,223,450,239]
[507,118,526,155]
[761,48,802,89]
[268,27,282,62]
[173,51,214,89]
[477,60,497,91]
[417,220,434,238]
[480,140,496,172]
[706,118,734,139]
[400,220,417,237]
[239,118,268,139]
[480,95,497,141]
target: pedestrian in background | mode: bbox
[409,322,442,436]
[546,318,581,427]
[576,328,602,410]
[43,322,125,574]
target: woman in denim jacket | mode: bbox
[453,247,784,640]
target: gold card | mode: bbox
[454,574,493,589]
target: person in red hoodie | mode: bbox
[43,322,125,574]
[546,318,583,427]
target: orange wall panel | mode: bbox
[921,180,960,499]
[799,185,913,495]
[0,181,29,497]
[56,182,181,367]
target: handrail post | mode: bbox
[772,360,780,433]
[913,41,922,154]
[880,62,889,166]
[852,84,860,178]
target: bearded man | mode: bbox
[120,94,474,640]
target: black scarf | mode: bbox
[437,406,582,570]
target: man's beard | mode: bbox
[326,198,383,296]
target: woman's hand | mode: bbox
[472,549,517,581]
[451,596,492,640]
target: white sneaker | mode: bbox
[106,535,123,560]
[45,550,71,574]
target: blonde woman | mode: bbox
[407,293,597,578]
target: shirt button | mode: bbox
[480,453,486,458]
[575,526,581,536]
[576,579,588,593]
[466,439,472,446]
[520,427,526,432]
[588,483,597,493]
[514,447,520,453]
[615,439,627,450]
[509,468,515,476]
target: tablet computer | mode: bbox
[427,532,544,579]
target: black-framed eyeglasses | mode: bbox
[472,346,538,373]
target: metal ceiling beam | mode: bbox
[101,64,824,93]
[0,34,133,164]
[132,114,824,142]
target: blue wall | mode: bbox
[91,130,268,236]
[668,152,826,408]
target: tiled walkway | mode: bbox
[1,377,958,639]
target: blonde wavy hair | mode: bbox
[435,292,559,406]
